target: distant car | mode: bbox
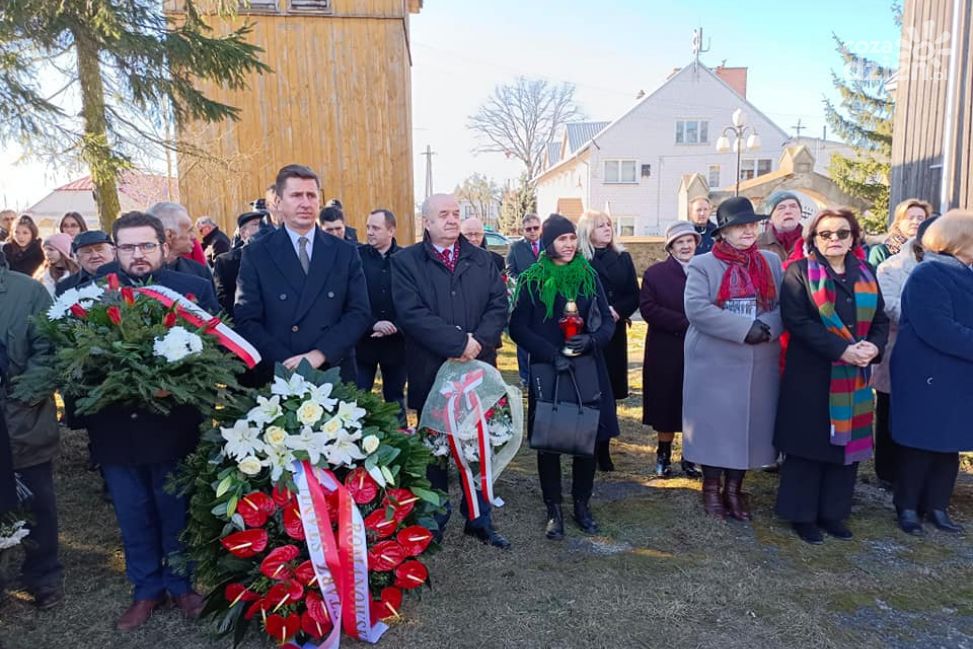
[484,231,510,247]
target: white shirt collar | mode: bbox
[284,225,315,260]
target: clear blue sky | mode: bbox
[410,0,902,198]
[0,1,902,211]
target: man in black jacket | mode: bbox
[213,210,265,317]
[689,196,718,255]
[505,213,542,385]
[356,209,406,423]
[391,193,510,549]
[87,211,216,631]
[195,216,232,266]
[55,230,116,297]
[147,202,215,286]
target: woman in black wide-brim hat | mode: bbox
[509,214,618,541]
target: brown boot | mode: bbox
[701,476,726,519]
[116,597,165,631]
[723,476,751,521]
[172,590,205,619]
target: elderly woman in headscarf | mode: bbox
[774,208,889,544]
[640,221,701,478]
[509,214,617,541]
[868,198,931,267]
[683,197,784,521]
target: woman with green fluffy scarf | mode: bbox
[509,214,619,541]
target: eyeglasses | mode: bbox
[117,242,161,254]
[815,230,853,241]
[524,226,540,232]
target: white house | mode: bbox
[534,63,794,235]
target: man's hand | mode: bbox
[609,306,620,322]
[370,320,398,338]
[283,349,326,370]
[458,334,482,361]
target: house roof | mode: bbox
[54,171,178,204]
[545,141,561,167]
[565,121,610,154]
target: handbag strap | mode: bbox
[564,367,586,414]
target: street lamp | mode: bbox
[716,109,761,196]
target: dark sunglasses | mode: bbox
[815,229,853,241]
[524,226,540,232]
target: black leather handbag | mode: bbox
[529,364,600,457]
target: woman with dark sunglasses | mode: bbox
[774,208,889,544]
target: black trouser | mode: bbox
[356,357,407,426]
[775,455,858,523]
[894,446,959,513]
[701,466,746,481]
[17,462,63,594]
[426,463,492,533]
[537,451,596,505]
[873,391,898,483]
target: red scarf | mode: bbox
[772,224,804,255]
[712,240,777,313]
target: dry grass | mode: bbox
[2,322,972,648]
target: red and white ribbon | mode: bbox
[438,368,499,520]
[136,284,261,368]
[293,460,387,648]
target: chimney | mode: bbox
[715,66,748,99]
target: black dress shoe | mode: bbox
[818,519,853,540]
[927,510,965,534]
[573,499,599,534]
[681,460,702,479]
[596,441,615,472]
[791,522,824,545]
[653,457,672,478]
[545,503,564,540]
[31,588,64,610]
[897,509,924,536]
[463,523,511,549]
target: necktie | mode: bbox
[438,245,457,272]
[298,236,310,274]
[532,241,539,257]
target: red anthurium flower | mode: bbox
[383,488,418,523]
[225,583,260,607]
[344,467,379,505]
[283,501,305,541]
[244,597,270,621]
[260,545,300,581]
[220,529,268,558]
[163,311,178,328]
[265,583,292,613]
[106,305,122,326]
[120,286,135,306]
[272,484,293,507]
[69,303,88,319]
[372,586,403,622]
[363,509,398,539]
[396,525,434,556]
[367,540,406,572]
[264,613,301,645]
[305,591,329,624]
[238,491,277,528]
[106,273,120,290]
[394,560,429,590]
[294,560,316,588]
[301,610,333,641]
[286,578,304,603]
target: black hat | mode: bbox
[915,214,939,242]
[237,210,266,229]
[71,230,112,254]
[541,213,576,257]
[715,197,767,232]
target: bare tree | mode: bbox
[468,77,583,180]
[455,173,502,225]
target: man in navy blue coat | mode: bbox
[234,164,371,385]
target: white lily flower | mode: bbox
[324,428,367,468]
[271,373,310,398]
[220,419,266,460]
[306,382,338,411]
[263,445,296,482]
[336,400,366,429]
[284,426,329,465]
[247,394,283,427]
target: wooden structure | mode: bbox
[890,0,972,213]
[165,0,422,240]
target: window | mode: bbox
[676,120,709,144]
[288,0,332,12]
[739,158,773,180]
[616,216,635,237]
[708,165,720,188]
[604,160,638,184]
[239,0,278,11]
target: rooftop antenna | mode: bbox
[691,27,711,71]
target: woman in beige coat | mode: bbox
[683,197,784,521]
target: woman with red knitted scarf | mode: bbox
[682,197,784,522]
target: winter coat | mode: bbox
[589,247,639,399]
[213,246,243,317]
[0,343,17,513]
[774,257,889,464]
[357,240,405,367]
[682,250,784,469]
[201,227,232,267]
[506,238,540,278]
[639,255,690,432]
[890,254,973,452]
[391,235,508,412]
[871,238,922,393]
[509,274,619,441]
[693,221,719,256]
[0,254,59,470]
[2,239,44,277]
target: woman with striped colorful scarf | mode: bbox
[774,208,890,545]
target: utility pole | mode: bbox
[792,118,805,139]
[421,145,436,199]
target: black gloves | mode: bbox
[744,319,772,345]
[553,354,572,372]
[565,334,594,355]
